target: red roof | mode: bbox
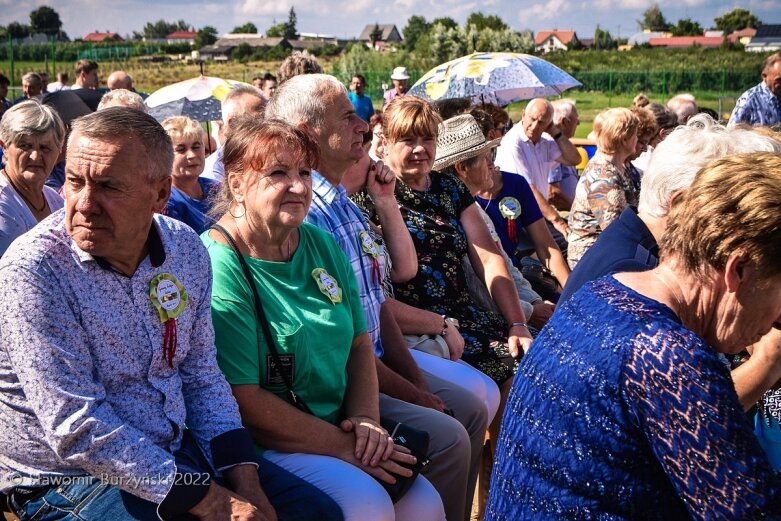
[165,31,197,39]
[729,27,757,42]
[648,36,724,48]
[535,30,576,46]
[82,32,122,42]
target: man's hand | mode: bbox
[442,324,465,361]
[545,121,561,137]
[366,160,397,201]
[189,483,275,521]
[411,388,447,412]
[340,415,394,467]
[529,300,555,330]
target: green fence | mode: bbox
[333,69,754,104]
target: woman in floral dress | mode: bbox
[360,95,532,440]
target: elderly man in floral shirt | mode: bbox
[0,108,341,521]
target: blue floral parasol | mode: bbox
[407,52,582,107]
[145,75,250,122]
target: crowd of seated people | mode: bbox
[1,60,781,521]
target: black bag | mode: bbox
[519,255,561,303]
[379,418,431,502]
[210,224,429,502]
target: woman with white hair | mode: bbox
[0,101,65,255]
[567,107,639,267]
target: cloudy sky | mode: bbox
[3,0,779,41]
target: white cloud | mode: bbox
[524,0,572,21]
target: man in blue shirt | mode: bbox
[728,52,781,127]
[348,74,375,122]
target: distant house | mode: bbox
[535,30,578,53]
[729,27,757,45]
[165,31,197,45]
[199,35,293,61]
[746,25,781,52]
[358,24,402,51]
[648,36,724,49]
[627,31,668,47]
[82,32,123,43]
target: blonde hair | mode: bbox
[593,107,639,155]
[382,95,442,144]
[659,152,781,282]
[630,106,658,143]
[162,116,204,144]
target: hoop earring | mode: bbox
[229,202,246,219]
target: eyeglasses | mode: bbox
[489,147,497,163]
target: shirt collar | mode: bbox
[312,170,345,205]
[76,221,166,276]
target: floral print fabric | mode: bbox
[567,155,639,268]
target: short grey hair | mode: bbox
[97,89,147,112]
[638,114,781,218]
[0,100,65,150]
[22,72,43,88]
[68,107,173,182]
[265,74,346,129]
[552,98,576,125]
[221,85,266,125]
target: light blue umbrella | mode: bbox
[408,52,581,106]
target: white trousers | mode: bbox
[263,451,446,521]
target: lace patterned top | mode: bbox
[487,275,781,521]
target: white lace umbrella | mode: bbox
[145,75,249,122]
[408,52,581,107]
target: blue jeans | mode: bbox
[8,434,343,521]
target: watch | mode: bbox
[441,315,460,336]
[552,131,563,140]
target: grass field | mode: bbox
[2,57,742,138]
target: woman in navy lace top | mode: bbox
[487,152,781,520]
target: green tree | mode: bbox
[431,17,458,31]
[29,6,62,36]
[231,22,257,34]
[195,26,218,47]
[266,22,286,37]
[403,15,429,51]
[6,22,31,39]
[142,19,191,39]
[465,12,508,32]
[638,4,670,31]
[593,25,617,49]
[369,23,383,50]
[232,42,253,62]
[714,8,761,34]
[669,18,703,36]
[284,7,299,40]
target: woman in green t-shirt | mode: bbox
[202,118,445,521]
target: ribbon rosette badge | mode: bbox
[312,268,342,305]
[149,273,188,367]
[359,231,382,285]
[499,197,522,243]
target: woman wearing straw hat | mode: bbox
[435,114,556,330]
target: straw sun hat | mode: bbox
[433,114,502,171]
